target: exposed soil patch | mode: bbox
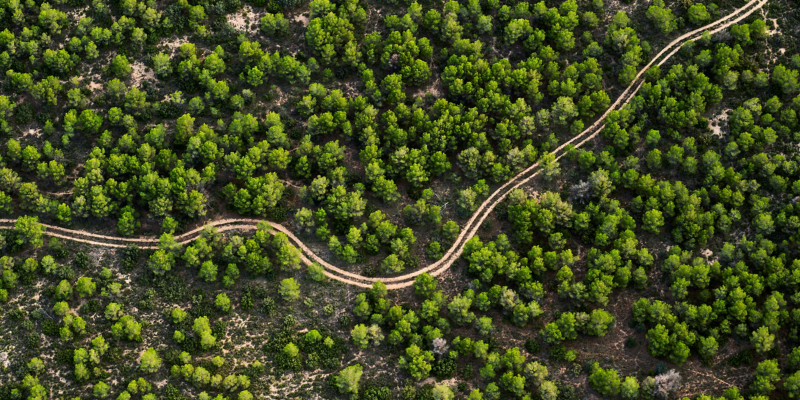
[708,109,732,137]
[227,4,264,35]
[130,61,155,87]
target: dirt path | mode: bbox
[0,0,769,289]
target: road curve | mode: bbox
[0,0,769,289]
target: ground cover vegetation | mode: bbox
[0,0,799,398]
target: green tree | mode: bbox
[15,216,45,248]
[414,273,438,298]
[94,381,111,398]
[118,211,137,236]
[110,54,132,78]
[148,250,174,275]
[153,53,172,78]
[382,254,405,273]
[588,363,621,397]
[335,364,363,395]
[584,309,615,336]
[399,344,434,380]
[698,336,718,363]
[646,324,670,357]
[351,324,370,349]
[139,348,161,373]
[279,278,300,301]
[620,376,639,400]
[442,221,459,243]
[76,277,96,298]
[199,260,218,282]
[53,301,69,316]
[646,2,676,35]
[642,209,664,233]
[540,153,561,181]
[55,279,72,299]
[687,4,710,25]
[785,371,800,398]
[752,359,780,395]
[448,294,475,325]
[751,326,775,354]
[261,13,289,36]
[215,293,232,312]
[105,303,123,321]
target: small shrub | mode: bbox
[73,252,90,270]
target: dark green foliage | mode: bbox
[15,103,33,125]
[163,384,190,400]
[73,252,90,270]
[79,299,102,315]
[548,344,568,361]
[460,365,474,380]
[360,384,392,400]
[432,357,456,379]
[361,264,379,277]
[261,297,277,315]
[41,319,60,337]
[8,309,24,320]
[557,383,581,400]
[55,347,75,365]
[212,320,227,338]
[154,274,190,303]
[299,332,345,370]
[727,349,755,367]
[241,291,254,311]
[525,338,541,354]
[106,346,124,363]
[120,245,140,273]
[26,332,40,349]
[158,102,181,119]
[189,295,216,319]
[279,0,303,10]
[263,328,297,354]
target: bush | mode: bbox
[524,339,541,354]
[73,252,90,270]
[432,357,457,379]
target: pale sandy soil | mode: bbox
[227,4,264,35]
[293,14,309,27]
[130,61,155,86]
[87,79,104,94]
[22,127,43,138]
[708,109,731,137]
[161,35,191,56]
[413,77,442,99]
[765,16,781,36]
[67,5,90,23]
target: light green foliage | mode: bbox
[215,293,232,312]
[110,54,132,78]
[751,326,775,354]
[139,348,162,373]
[76,277,96,298]
[335,364,363,395]
[399,344,434,381]
[279,278,301,301]
[588,363,621,397]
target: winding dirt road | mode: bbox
[0,0,770,289]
